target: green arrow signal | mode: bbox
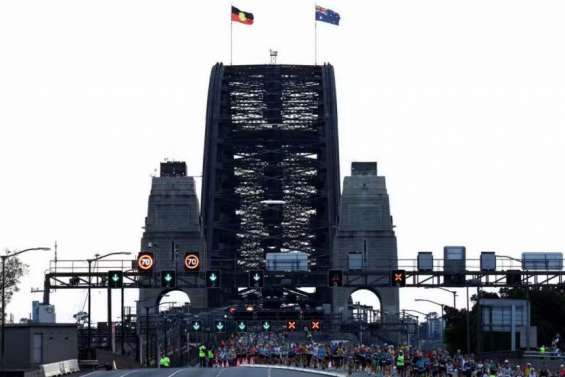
[263,322,271,331]
[164,274,173,282]
[192,322,200,330]
[209,273,217,282]
[253,273,261,281]
[238,322,246,331]
[111,274,120,282]
[216,322,224,330]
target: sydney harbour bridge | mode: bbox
[40,62,565,365]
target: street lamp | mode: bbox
[86,252,131,355]
[415,298,447,342]
[403,309,429,348]
[425,287,457,308]
[415,298,445,314]
[403,309,429,317]
[1,247,50,368]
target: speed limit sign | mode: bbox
[184,252,200,272]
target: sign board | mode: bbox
[417,252,433,272]
[522,252,563,270]
[184,252,201,272]
[444,246,466,273]
[480,252,496,271]
[137,252,154,273]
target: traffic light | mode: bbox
[184,252,201,272]
[191,320,202,332]
[161,271,176,288]
[137,252,154,273]
[391,270,406,287]
[236,321,247,332]
[310,320,321,332]
[328,270,343,287]
[261,320,272,332]
[249,271,264,288]
[206,271,220,288]
[286,320,298,332]
[214,320,226,333]
[506,270,522,286]
[228,306,237,316]
[108,271,123,288]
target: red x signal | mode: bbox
[391,270,406,286]
[287,320,297,331]
[310,320,321,331]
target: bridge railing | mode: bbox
[48,259,135,273]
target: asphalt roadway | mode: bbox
[80,366,360,377]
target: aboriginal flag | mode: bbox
[232,6,254,25]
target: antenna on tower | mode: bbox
[269,49,278,64]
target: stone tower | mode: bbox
[138,161,207,311]
[332,162,400,321]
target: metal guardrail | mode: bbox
[523,351,565,359]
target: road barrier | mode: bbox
[523,351,564,359]
[40,359,80,377]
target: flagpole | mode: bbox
[314,4,318,65]
[230,5,233,65]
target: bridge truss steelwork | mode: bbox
[201,64,340,272]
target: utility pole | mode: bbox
[145,307,150,367]
[466,286,471,354]
[87,259,92,354]
[121,284,125,355]
[107,285,112,350]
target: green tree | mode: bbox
[0,252,28,318]
[499,287,565,347]
[443,290,498,353]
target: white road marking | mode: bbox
[118,370,138,377]
[167,368,188,377]
[80,372,102,377]
[215,368,225,377]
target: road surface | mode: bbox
[80,366,356,377]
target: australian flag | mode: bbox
[315,5,340,26]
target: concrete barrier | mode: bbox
[40,359,79,377]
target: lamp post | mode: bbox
[138,299,176,368]
[403,309,430,349]
[415,298,447,342]
[86,252,131,356]
[425,287,457,309]
[2,247,50,368]
[415,298,445,316]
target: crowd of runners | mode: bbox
[194,333,565,377]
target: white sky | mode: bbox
[1,0,565,324]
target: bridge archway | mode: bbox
[156,289,191,312]
[350,288,382,323]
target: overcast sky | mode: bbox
[1,0,564,323]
